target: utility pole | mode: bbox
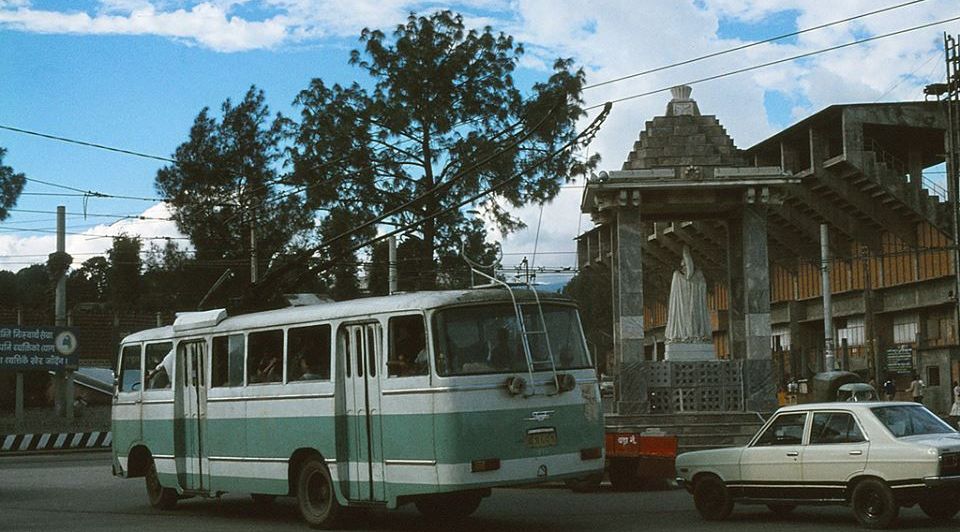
[945,33,960,383]
[54,205,73,419]
[250,220,258,284]
[821,224,835,372]
[388,236,398,295]
[862,246,880,385]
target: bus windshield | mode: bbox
[433,303,591,376]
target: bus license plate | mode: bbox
[526,428,557,448]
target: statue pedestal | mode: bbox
[664,342,715,361]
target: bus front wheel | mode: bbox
[297,457,341,529]
[145,460,177,510]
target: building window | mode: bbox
[837,316,864,347]
[892,313,918,345]
[771,326,791,351]
[926,366,941,387]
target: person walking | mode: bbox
[906,374,925,404]
[882,377,897,401]
[950,380,960,428]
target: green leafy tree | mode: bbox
[15,264,50,315]
[108,235,142,312]
[289,11,597,290]
[141,241,196,311]
[0,147,26,221]
[67,256,110,306]
[156,86,311,298]
[563,267,613,373]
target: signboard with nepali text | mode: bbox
[884,344,914,374]
[0,326,79,371]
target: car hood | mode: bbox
[676,446,743,467]
[899,432,960,452]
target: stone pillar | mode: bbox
[612,207,646,413]
[742,205,772,361]
[728,204,776,411]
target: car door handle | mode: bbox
[849,450,863,456]
[786,451,799,457]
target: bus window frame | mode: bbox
[117,343,143,397]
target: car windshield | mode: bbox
[432,302,591,376]
[870,405,956,438]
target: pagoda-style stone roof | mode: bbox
[622,86,746,170]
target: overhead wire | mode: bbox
[585,14,960,111]
[583,0,929,91]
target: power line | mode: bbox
[0,124,176,163]
[7,207,173,221]
[0,225,188,241]
[583,0,929,91]
[586,14,960,111]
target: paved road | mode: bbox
[1,453,957,531]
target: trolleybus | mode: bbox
[112,286,604,527]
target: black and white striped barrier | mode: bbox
[1,431,111,453]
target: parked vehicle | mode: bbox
[111,288,604,528]
[675,402,960,529]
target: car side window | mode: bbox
[811,412,865,444]
[754,413,807,446]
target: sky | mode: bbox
[0,0,957,286]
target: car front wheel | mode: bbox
[851,478,899,529]
[693,475,734,521]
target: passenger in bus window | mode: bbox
[252,353,281,383]
[388,324,427,377]
[145,349,174,389]
[296,355,323,381]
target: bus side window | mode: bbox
[287,324,331,382]
[248,329,283,384]
[119,345,142,392]
[388,315,427,377]
[144,342,173,389]
[212,334,244,387]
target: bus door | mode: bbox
[337,322,385,502]
[174,340,208,491]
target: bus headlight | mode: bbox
[506,376,527,395]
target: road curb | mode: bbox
[1,431,111,453]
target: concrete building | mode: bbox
[578,89,959,415]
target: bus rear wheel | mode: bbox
[145,459,177,510]
[415,491,483,520]
[297,457,341,529]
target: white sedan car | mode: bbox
[675,402,960,529]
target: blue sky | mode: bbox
[0,0,955,274]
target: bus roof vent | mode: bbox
[173,308,227,332]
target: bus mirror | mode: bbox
[505,376,526,396]
[557,374,576,393]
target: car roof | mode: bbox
[775,401,920,413]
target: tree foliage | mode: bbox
[156,86,311,294]
[288,11,597,290]
[108,235,142,312]
[0,147,26,221]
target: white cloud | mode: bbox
[0,203,188,272]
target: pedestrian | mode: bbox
[949,380,960,424]
[906,374,925,404]
[882,377,896,401]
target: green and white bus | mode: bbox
[112,287,604,527]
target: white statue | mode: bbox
[664,245,714,360]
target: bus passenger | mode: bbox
[297,356,323,380]
[253,354,281,383]
[145,349,174,388]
